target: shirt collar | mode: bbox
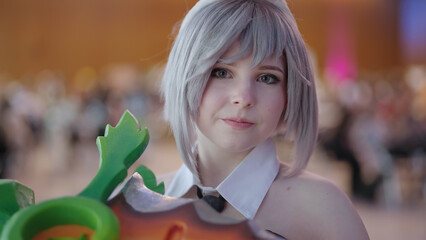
[165,138,280,219]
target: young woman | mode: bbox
[161,0,369,239]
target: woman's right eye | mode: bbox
[211,68,230,78]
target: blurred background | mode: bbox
[0,0,425,239]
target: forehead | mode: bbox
[220,41,241,58]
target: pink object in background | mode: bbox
[324,4,357,87]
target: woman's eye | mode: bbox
[211,68,230,78]
[258,74,280,84]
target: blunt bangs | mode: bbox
[214,1,287,68]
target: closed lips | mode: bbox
[222,118,254,130]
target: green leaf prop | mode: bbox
[0,180,34,233]
[134,165,165,195]
[78,110,149,202]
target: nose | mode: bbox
[231,82,255,108]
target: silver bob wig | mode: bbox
[161,0,318,178]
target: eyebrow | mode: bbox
[258,65,285,74]
[216,62,285,74]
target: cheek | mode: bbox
[197,83,223,120]
[201,81,226,105]
[263,91,286,125]
[268,102,285,123]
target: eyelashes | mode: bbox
[210,68,281,85]
[258,74,280,85]
[211,68,231,79]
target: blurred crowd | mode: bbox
[317,66,426,205]
[1,64,425,206]
[0,64,168,180]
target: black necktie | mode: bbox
[196,186,226,212]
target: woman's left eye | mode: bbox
[211,68,231,79]
[258,74,280,85]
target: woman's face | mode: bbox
[196,41,286,153]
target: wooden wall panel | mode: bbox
[0,0,198,79]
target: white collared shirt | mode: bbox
[165,138,280,219]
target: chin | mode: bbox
[217,140,257,153]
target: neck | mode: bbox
[196,139,253,188]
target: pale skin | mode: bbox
[255,165,370,240]
[194,41,369,240]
